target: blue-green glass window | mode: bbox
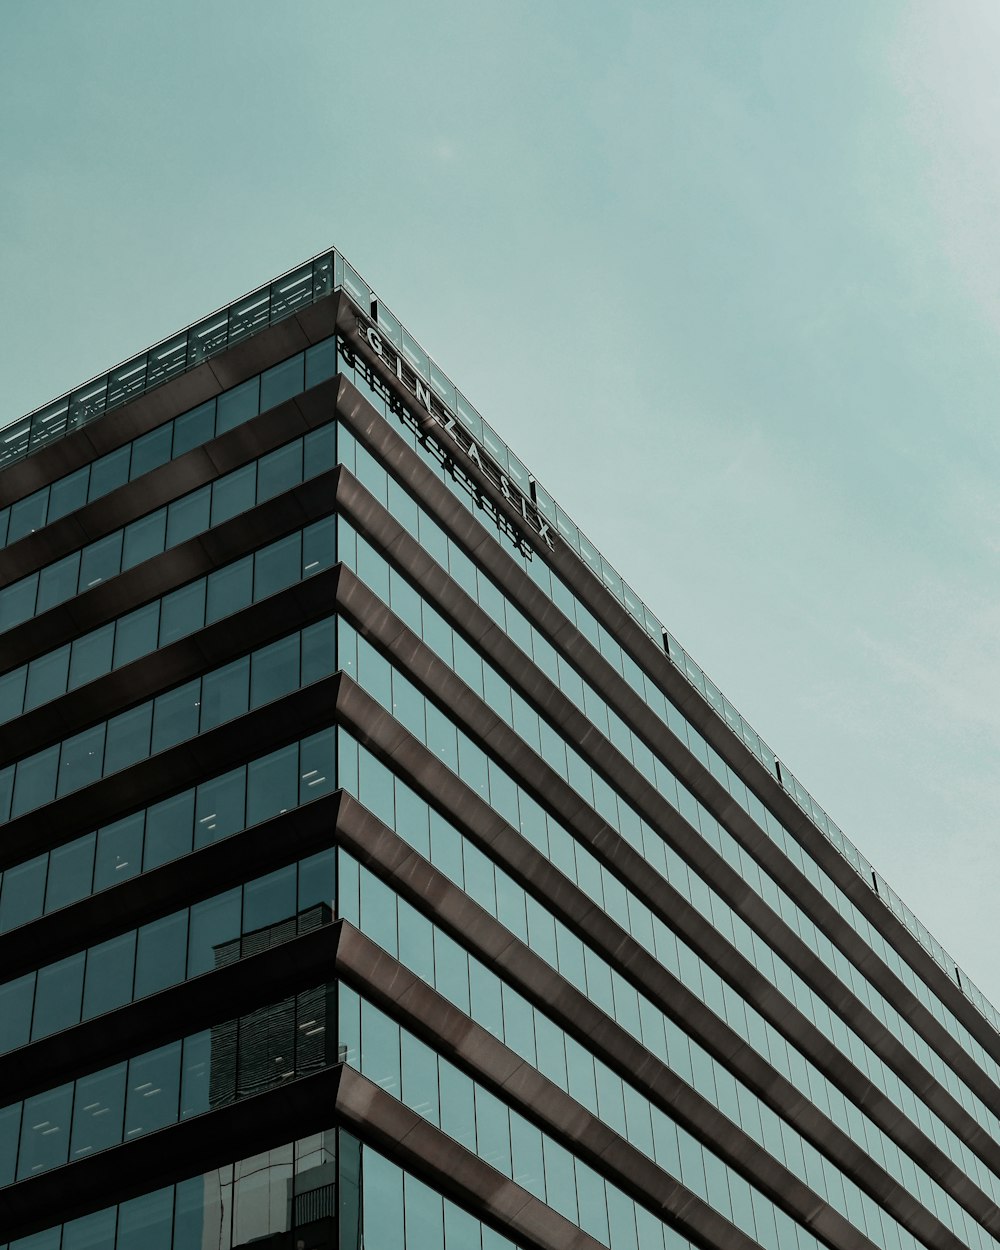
[206,553,253,622]
[216,376,260,434]
[69,623,115,690]
[125,1043,181,1139]
[63,1058,138,1157]
[36,554,78,613]
[134,912,187,998]
[187,888,241,976]
[48,467,90,523]
[0,976,33,1054]
[129,424,172,479]
[194,768,245,847]
[144,790,195,870]
[0,667,27,723]
[31,952,85,1039]
[122,508,166,571]
[257,438,302,502]
[11,743,59,817]
[247,743,297,826]
[57,722,106,796]
[46,833,96,912]
[8,491,47,544]
[94,812,144,891]
[243,864,296,932]
[82,932,135,1019]
[23,647,69,712]
[159,580,206,645]
[260,352,304,411]
[254,531,300,599]
[151,679,200,753]
[303,422,336,476]
[17,1083,72,1178]
[79,530,123,589]
[210,462,256,526]
[250,633,299,708]
[89,446,131,501]
[104,703,153,775]
[0,572,37,631]
[0,855,46,932]
[63,1204,117,1250]
[166,485,210,547]
[172,401,215,457]
[113,602,159,667]
[200,656,250,731]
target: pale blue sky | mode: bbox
[3,2,1000,999]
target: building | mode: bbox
[0,250,999,1250]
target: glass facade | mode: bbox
[2,249,999,1250]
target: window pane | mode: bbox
[18,1083,73,1177]
[63,1205,117,1250]
[122,508,166,570]
[254,531,300,600]
[130,424,172,479]
[247,744,297,825]
[12,743,60,817]
[172,400,215,456]
[46,832,96,912]
[144,789,195,870]
[95,812,144,892]
[250,633,299,708]
[113,602,159,667]
[159,579,206,645]
[200,656,249,731]
[166,486,211,548]
[216,376,260,433]
[36,555,77,613]
[195,767,246,847]
[24,646,70,711]
[68,624,115,690]
[206,555,253,623]
[134,912,188,998]
[0,855,47,933]
[116,1185,173,1250]
[260,353,304,411]
[104,702,153,775]
[56,722,106,797]
[89,446,131,500]
[8,490,48,543]
[211,463,256,527]
[0,975,34,1057]
[187,888,241,976]
[125,1042,181,1139]
[32,952,85,1039]
[79,530,123,590]
[151,679,201,753]
[243,864,296,932]
[0,572,38,631]
[0,665,27,723]
[256,440,302,502]
[48,467,90,522]
[70,1062,126,1160]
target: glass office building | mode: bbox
[1,251,999,1250]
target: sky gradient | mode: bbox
[3,3,1000,1001]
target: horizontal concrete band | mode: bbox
[0,291,342,511]
[334,379,1000,1156]
[331,545,1000,1221]
[332,361,1000,1080]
